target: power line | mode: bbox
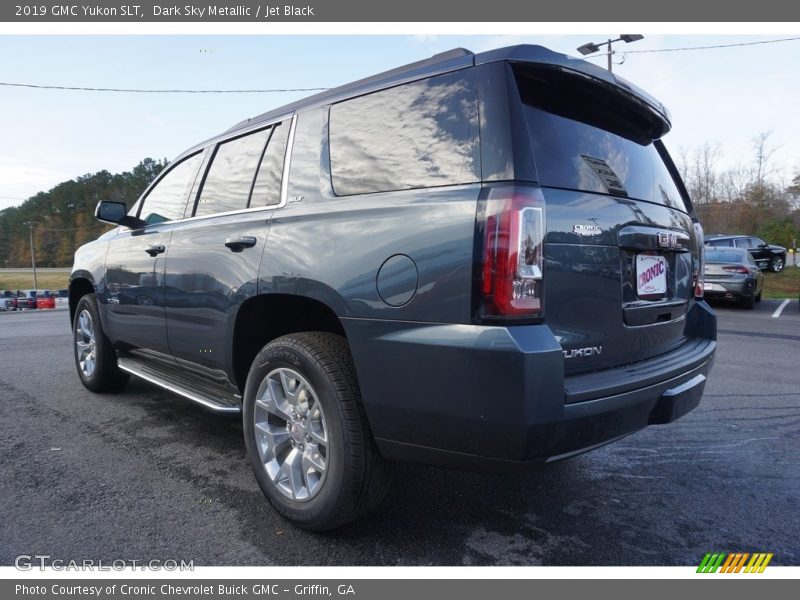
[0,82,329,94]
[619,36,800,55]
[5,37,799,94]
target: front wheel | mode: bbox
[242,332,391,531]
[73,294,129,392]
[770,256,785,272]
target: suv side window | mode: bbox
[138,153,203,225]
[195,128,271,217]
[328,70,480,196]
[707,239,732,247]
[287,109,325,202]
[751,237,766,248]
[733,238,750,249]
[251,122,291,207]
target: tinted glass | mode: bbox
[733,238,750,249]
[752,237,766,247]
[252,122,290,207]
[196,128,271,217]
[515,67,689,212]
[287,109,325,202]
[706,250,747,263]
[707,238,733,247]
[329,70,480,195]
[139,153,202,225]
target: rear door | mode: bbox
[511,64,698,376]
[748,237,770,268]
[163,120,291,387]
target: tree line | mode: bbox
[0,158,166,268]
[677,132,800,249]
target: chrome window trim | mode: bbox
[169,204,280,225]
[280,114,298,206]
[124,114,297,229]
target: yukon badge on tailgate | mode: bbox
[563,346,603,359]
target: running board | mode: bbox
[117,356,241,414]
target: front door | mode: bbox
[104,152,203,355]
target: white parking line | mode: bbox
[771,299,791,318]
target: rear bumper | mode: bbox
[343,301,716,471]
[704,278,755,300]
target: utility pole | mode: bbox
[577,35,644,73]
[23,221,38,289]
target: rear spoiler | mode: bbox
[476,45,671,138]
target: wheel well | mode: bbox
[232,294,347,393]
[69,278,95,323]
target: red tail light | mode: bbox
[722,266,750,274]
[478,184,545,320]
[693,222,705,299]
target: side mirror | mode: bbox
[95,200,143,228]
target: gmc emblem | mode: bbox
[657,232,678,248]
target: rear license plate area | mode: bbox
[636,254,667,299]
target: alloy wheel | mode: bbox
[252,368,329,501]
[75,309,97,378]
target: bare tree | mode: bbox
[692,142,721,205]
[750,131,778,191]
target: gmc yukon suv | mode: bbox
[69,45,716,530]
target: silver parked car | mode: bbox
[703,247,764,308]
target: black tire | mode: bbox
[742,294,755,310]
[770,255,785,273]
[73,294,129,393]
[755,292,762,303]
[242,332,391,531]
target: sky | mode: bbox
[0,33,799,211]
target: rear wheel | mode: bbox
[73,294,129,392]
[242,332,391,531]
[742,294,755,310]
[770,256,784,272]
[755,292,762,303]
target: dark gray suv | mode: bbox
[69,45,717,530]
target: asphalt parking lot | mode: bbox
[1,300,798,566]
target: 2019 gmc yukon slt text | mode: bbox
[69,45,717,530]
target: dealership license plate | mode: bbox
[704,282,724,292]
[636,254,667,297]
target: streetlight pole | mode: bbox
[23,221,38,290]
[577,34,644,73]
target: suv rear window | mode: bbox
[514,65,689,213]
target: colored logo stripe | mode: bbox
[744,553,773,573]
[697,553,726,573]
[697,552,773,573]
